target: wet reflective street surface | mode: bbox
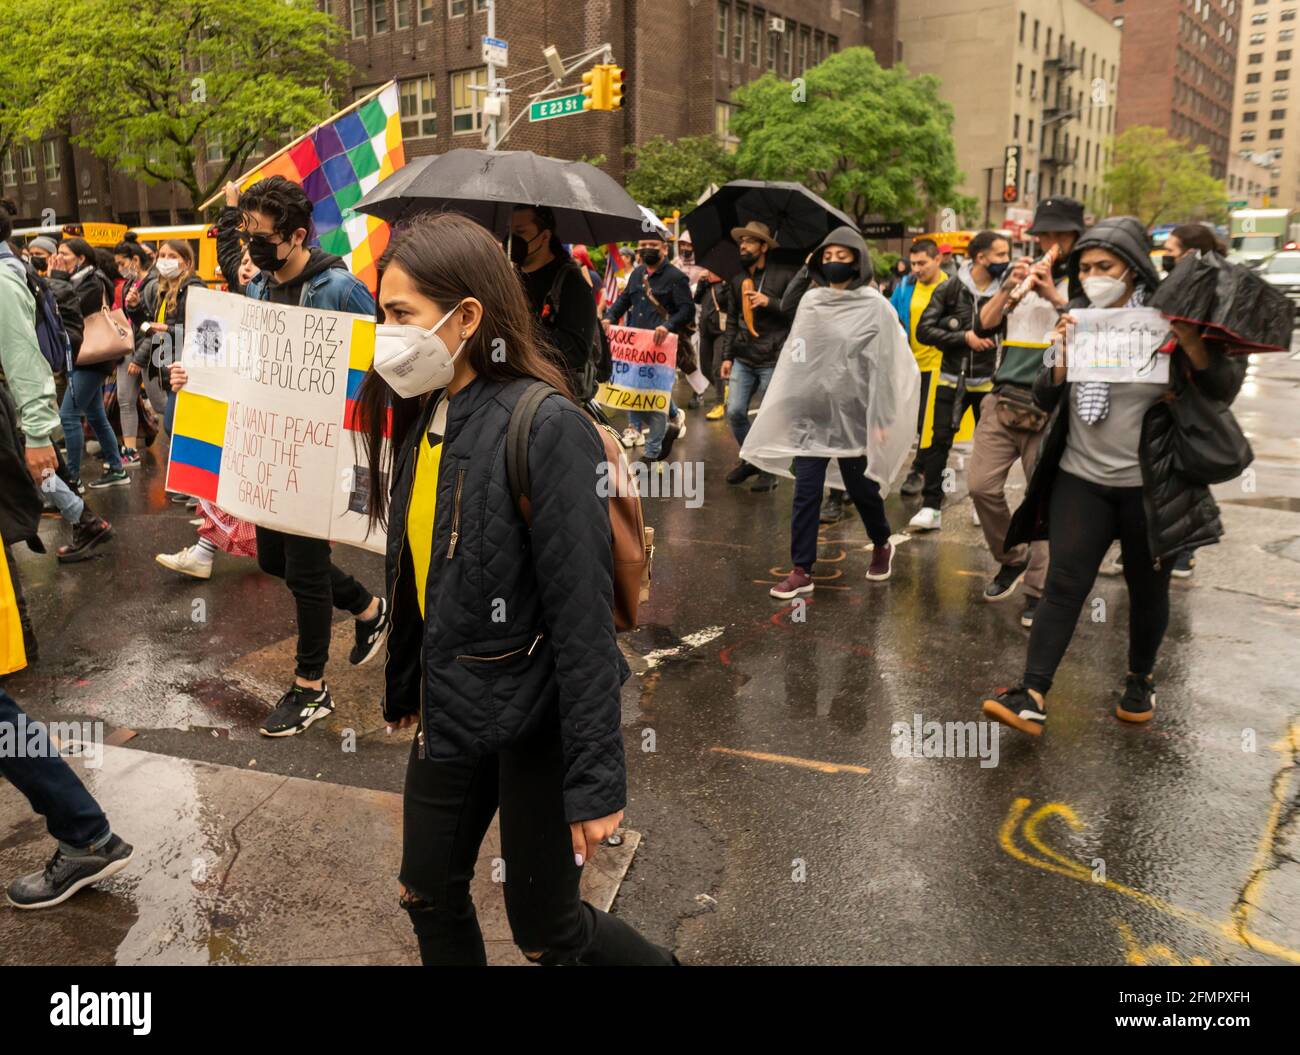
[3,348,1298,966]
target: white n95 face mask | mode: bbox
[373,302,466,399]
[1082,272,1129,308]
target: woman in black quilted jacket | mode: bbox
[354,213,675,966]
[981,217,1245,739]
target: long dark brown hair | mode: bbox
[355,211,574,530]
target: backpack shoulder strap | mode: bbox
[506,381,560,523]
[542,259,581,323]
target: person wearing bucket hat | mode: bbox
[981,215,1246,740]
[968,197,1088,627]
[719,221,797,493]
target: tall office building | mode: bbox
[1227,0,1300,211]
[898,0,1123,233]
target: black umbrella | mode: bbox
[1149,250,1295,353]
[683,180,859,278]
[353,148,651,245]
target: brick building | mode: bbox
[1084,0,1240,179]
[1,0,898,228]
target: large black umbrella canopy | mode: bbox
[683,180,859,278]
[353,148,650,245]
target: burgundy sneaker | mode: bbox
[770,567,814,599]
[866,541,894,581]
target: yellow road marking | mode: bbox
[710,747,870,775]
[999,796,1300,964]
[1231,720,1299,947]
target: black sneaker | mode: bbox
[819,492,846,524]
[68,478,86,496]
[899,469,924,496]
[259,684,334,737]
[981,686,1046,738]
[1171,551,1196,579]
[1116,673,1156,723]
[658,420,682,461]
[88,468,130,489]
[726,461,760,485]
[56,514,113,563]
[169,492,192,504]
[750,471,778,493]
[349,597,390,666]
[984,561,1028,602]
[6,834,134,909]
[1020,595,1039,628]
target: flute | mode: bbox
[1005,243,1060,310]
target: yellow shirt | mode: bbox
[908,275,946,374]
[406,398,446,618]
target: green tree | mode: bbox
[29,0,348,212]
[1101,126,1228,227]
[0,1,60,161]
[729,47,975,228]
[624,135,737,216]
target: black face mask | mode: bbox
[248,233,291,273]
[640,248,662,267]
[31,256,47,273]
[738,250,759,267]
[822,261,858,284]
[679,248,693,262]
[1162,254,1178,273]
[986,260,1011,279]
[508,232,542,268]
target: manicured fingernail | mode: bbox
[574,853,584,867]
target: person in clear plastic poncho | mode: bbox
[741,227,920,598]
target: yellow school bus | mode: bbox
[128,224,223,287]
[60,222,129,247]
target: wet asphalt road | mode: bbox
[4,345,1299,965]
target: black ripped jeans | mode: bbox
[1023,470,1175,695]
[254,527,372,680]
[399,709,675,966]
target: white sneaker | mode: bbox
[156,545,214,580]
[908,507,942,532]
[672,408,687,438]
[620,427,644,449]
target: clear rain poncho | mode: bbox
[740,285,920,495]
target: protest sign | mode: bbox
[1067,307,1171,385]
[595,324,677,414]
[165,288,386,554]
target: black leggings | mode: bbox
[399,711,675,966]
[254,527,372,680]
[1023,470,1175,695]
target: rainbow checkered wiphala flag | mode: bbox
[226,82,405,292]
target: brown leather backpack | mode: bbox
[506,382,652,631]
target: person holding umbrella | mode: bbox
[719,222,796,493]
[981,217,1246,738]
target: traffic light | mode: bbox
[606,65,624,110]
[581,67,605,111]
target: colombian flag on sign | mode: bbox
[167,391,228,501]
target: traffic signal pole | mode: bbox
[493,44,616,148]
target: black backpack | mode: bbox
[22,266,72,375]
[541,259,609,401]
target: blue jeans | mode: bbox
[726,360,774,450]
[630,397,678,460]
[0,686,111,852]
[41,471,85,525]
[59,368,122,480]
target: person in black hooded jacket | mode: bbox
[352,212,676,967]
[981,216,1245,739]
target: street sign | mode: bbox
[529,93,586,122]
[1003,145,1022,203]
[482,36,508,68]
[860,222,905,239]
[1226,200,1248,209]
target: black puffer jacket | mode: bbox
[0,383,42,553]
[1006,349,1244,564]
[382,375,629,823]
[915,260,1001,379]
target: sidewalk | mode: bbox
[0,742,640,965]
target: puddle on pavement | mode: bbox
[1223,495,1300,514]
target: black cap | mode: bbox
[1027,197,1086,236]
